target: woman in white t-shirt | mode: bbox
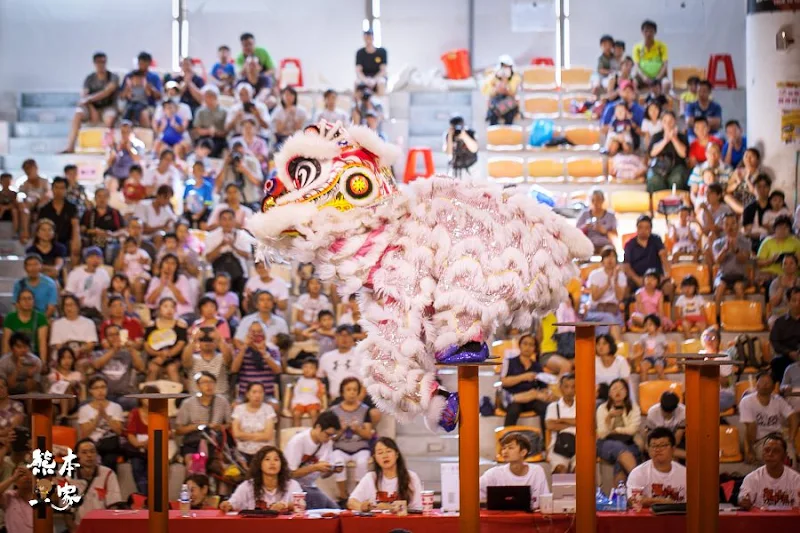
[49,294,99,371]
[595,334,631,402]
[231,382,277,461]
[348,437,423,511]
[585,247,626,340]
[220,445,302,512]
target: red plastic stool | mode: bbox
[279,58,304,88]
[403,147,435,183]
[441,49,471,80]
[531,57,554,66]
[707,54,736,89]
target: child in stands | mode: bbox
[302,310,337,355]
[641,102,663,148]
[154,99,186,158]
[210,45,235,96]
[680,76,700,116]
[289,357,326,426]
[604,104,633,155]
[122,164,147,216]
[690,168,717,208]
[634,314,668,381]
[762,190,792,235]
[293,277,333,333]
[183,161,214,229]
[206,271,240,330]
[629,269,673,331]
[0,172,20,237]
[674,275,707,340]
[121,237,151,302]
[667,206,701,261]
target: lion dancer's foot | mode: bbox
[434,341,490,364]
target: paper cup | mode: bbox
[539,493,553,514]
[292,491,307,517]
[629,487,644,512]
[421,490,435,516]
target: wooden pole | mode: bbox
[149,398,170,533]
[574,324,597,533]
[685,362,721,533]
[458,365,480,533]
[31,398,53,533]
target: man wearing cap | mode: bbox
[601,80,644,147]
[62,51,120,153]
[192,85,228,157]
[355,30,387,95]
[644,391,686,460]
[12,254,58,318]
[65,246,111,320]
[214,141,263,207]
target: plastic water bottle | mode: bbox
[179,484,191,517]
[615,481,627,511]
[595,486,608,509]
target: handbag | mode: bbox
[649,152,676,178]
[553,404,576,458]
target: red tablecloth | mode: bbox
[340,511,574,533]
[596,509,800,533]
[77,509,341,533]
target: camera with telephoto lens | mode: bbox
[450,115,464,134]
[231,152,243,166]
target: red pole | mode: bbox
[574,325,597,533]
[458,365,480,533]
[148,398,170,533]
[31,398,53,533]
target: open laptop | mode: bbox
[486,486,532,512]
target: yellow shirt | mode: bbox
[757,235,800,276]
[481,73,521,96]
[540,313,557,354]
[681,91,698,104]
[633,40,669,79]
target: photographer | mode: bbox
[214,141,263,208]
[225,83,270,136]
[444,115,478,177]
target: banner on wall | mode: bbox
[511,1,556,33]
[777,82,800,145]
[748,0,800,14]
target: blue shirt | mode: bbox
[183,177,215,208]
[12,275,58,314]
[211,62,235,82]
[722,136,747,167]
[685,100,723,132]
[601,101,645,127]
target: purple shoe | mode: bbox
[435,341,490,364]
[438,391,460,432]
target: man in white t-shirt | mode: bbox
[244,260,289,313]
[65,438,123,528]
[626,427,687,506]
[739,433,800,510]
[65,246,111,316]
[739,371,799,463]
[479,432,550,510]
[134,185,177,236]
[545,373,576,473]
[318,326,362,401]
[204,208,254,289]
[284,411,340,509]
[644,391,686,460]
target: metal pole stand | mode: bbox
[125,392,189,533]
[11,392,76,533]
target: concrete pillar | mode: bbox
[745,4,800,205]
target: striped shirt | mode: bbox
[176,395,232,427]
[236,346,281,399]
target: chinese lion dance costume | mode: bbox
[248,121,592,431]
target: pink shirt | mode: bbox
[1,491,32,533]
[636,288,662,315]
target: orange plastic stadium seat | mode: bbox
[566,157,605,184]
[526,158,565,184]
[563,126,601,149]
[719,425,743,463]
[670,263,711,294]
[495,426,545,463]
[522,66,557,90]
[579,262,603,284]
[720,301,764,332]
[673,66,707,91]
[609,191,650,214]
[639,380,683,413]
[523,95,560,118]
[491,339,518,359]
[487,125,525,151]
[560,67,593,90]
[487,157,525,185]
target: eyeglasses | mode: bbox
[648,442,672,450]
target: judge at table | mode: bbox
[479,432,550,510]
[626,427,686,506]
[348,437,423,511]
[220,445,302,512]
[739,433,800,510]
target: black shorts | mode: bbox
[715,274,747,288]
